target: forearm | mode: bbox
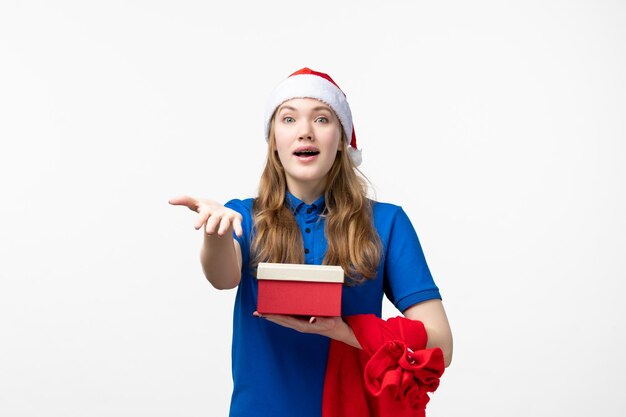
[404,299,453,367]
[322,318,362,349]
[423,324,453,367]
[200,227,241,289]
[257,315,362,349]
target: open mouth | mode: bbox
[294,150,320,157]
[293,147,320,157]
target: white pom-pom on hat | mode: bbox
[264,67,362,166]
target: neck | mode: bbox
[286,179,325,205]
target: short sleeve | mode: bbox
[382,206,441,312]
[224,198,254,268]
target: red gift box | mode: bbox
[257,262,344,317]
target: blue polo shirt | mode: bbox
[224,193,441,417]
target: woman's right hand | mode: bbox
[168,195,243,237]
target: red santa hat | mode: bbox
[264,67,362,166]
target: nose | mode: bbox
[298,121,314,141]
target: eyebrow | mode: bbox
[277,105,332,113]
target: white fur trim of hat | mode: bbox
[264,67,362,166]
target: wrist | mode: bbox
[333,319,361,349]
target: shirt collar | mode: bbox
[285,191,326,216]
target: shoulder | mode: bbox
[225,197,255,214]
[224,198,256,227]
[370,200,409,224]
[370,199,418,239]
[371,200,403,216]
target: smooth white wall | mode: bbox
[1,1,624,416]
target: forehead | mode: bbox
[276,97,332,113]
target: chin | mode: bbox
[286,170,325,184]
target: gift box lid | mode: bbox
[257,262,344,283]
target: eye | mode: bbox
[315,116,329,123]
[283,116,295,123]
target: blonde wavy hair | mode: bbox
[251,119,382,284]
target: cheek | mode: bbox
[273,141,292,167]
[273,129,290,152]
[330,129,343,152]
[335,134,343,151]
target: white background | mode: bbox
[1,1,625,416]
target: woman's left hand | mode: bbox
[253,311,361,349]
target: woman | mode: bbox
[170,67,453,417]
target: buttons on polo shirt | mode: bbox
[306,208,312,214]
[304,248,310,254]
[305,227,311,233]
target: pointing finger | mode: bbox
[168,195,200,212]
